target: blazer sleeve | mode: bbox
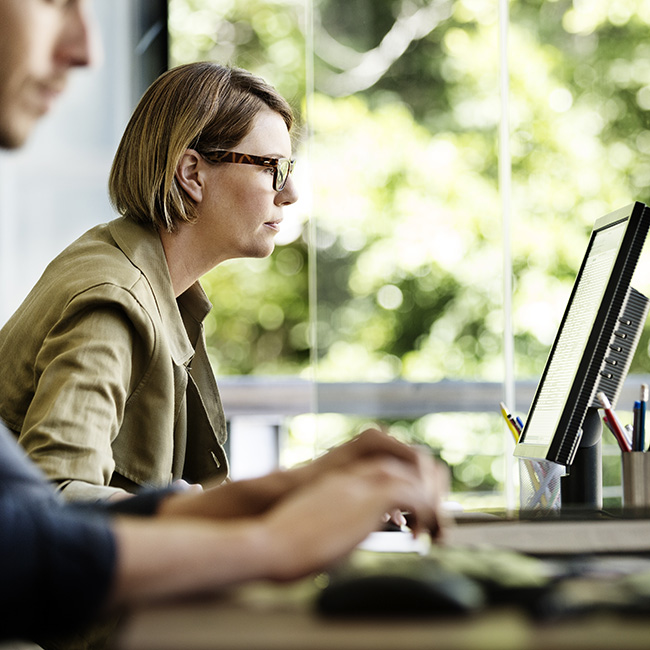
[17,284,155,500]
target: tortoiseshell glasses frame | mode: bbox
[200,150,296,191]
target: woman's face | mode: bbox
[197,106,298,264]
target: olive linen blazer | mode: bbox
[0,217,228,501]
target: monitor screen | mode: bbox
[515,202,650,466]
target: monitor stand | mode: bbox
[560,407,603,510]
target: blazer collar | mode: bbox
[108,217,212,366]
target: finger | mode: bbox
[339,455,449,541]
[173,479,203,492]
[389,509,407,528]
[393,459,449,539]
[355,458,441,536]
[352,429,421,465]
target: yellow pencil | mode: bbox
[500,402,520,443]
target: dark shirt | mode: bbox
[0,422,169,642]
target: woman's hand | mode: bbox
[259,454,448,582]
[301,429,447,532]
[158,428,448,534]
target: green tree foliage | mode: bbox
[170,0,307,102]
[200,247,310,375]
[170,0,650,381]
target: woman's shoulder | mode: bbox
[6,218,171,338]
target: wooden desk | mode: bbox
[113,518,650,650]
[113,581,650,650]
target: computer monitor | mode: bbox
[514,202,650,508]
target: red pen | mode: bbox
[597,391,631,452]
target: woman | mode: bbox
[0,62,298,501]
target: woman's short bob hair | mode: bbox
[109,62,294,232]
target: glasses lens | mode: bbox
[274,159,289,191]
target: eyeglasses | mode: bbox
[200,150,296,192]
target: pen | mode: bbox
[604,414,618,439]
[499,402,521,442]
[633,400,642,451]
[641,384,647,451]
[597,391,631,452]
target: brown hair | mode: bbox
[108,62,294,232]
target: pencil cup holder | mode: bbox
[519,459,563,511]
[622,452,650,509]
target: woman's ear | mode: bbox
[175,149,204,203]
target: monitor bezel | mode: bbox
[514,201,650,466]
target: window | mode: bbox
[169,0,650,508]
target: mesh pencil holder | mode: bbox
[519,459,563,511]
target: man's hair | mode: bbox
[108,62,294,232]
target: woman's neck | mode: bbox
[158,225,204,298]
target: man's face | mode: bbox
[0,0,94,149]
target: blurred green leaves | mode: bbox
[169,0,650,380]
[170,0,307,105]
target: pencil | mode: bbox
[500,402,521,443]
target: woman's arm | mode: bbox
[18,294,148,500]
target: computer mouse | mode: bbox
[317,566,485,617]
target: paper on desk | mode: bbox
[357,530,430,554]
[446,519,650,555]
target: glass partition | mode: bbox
[308,0,506,508]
